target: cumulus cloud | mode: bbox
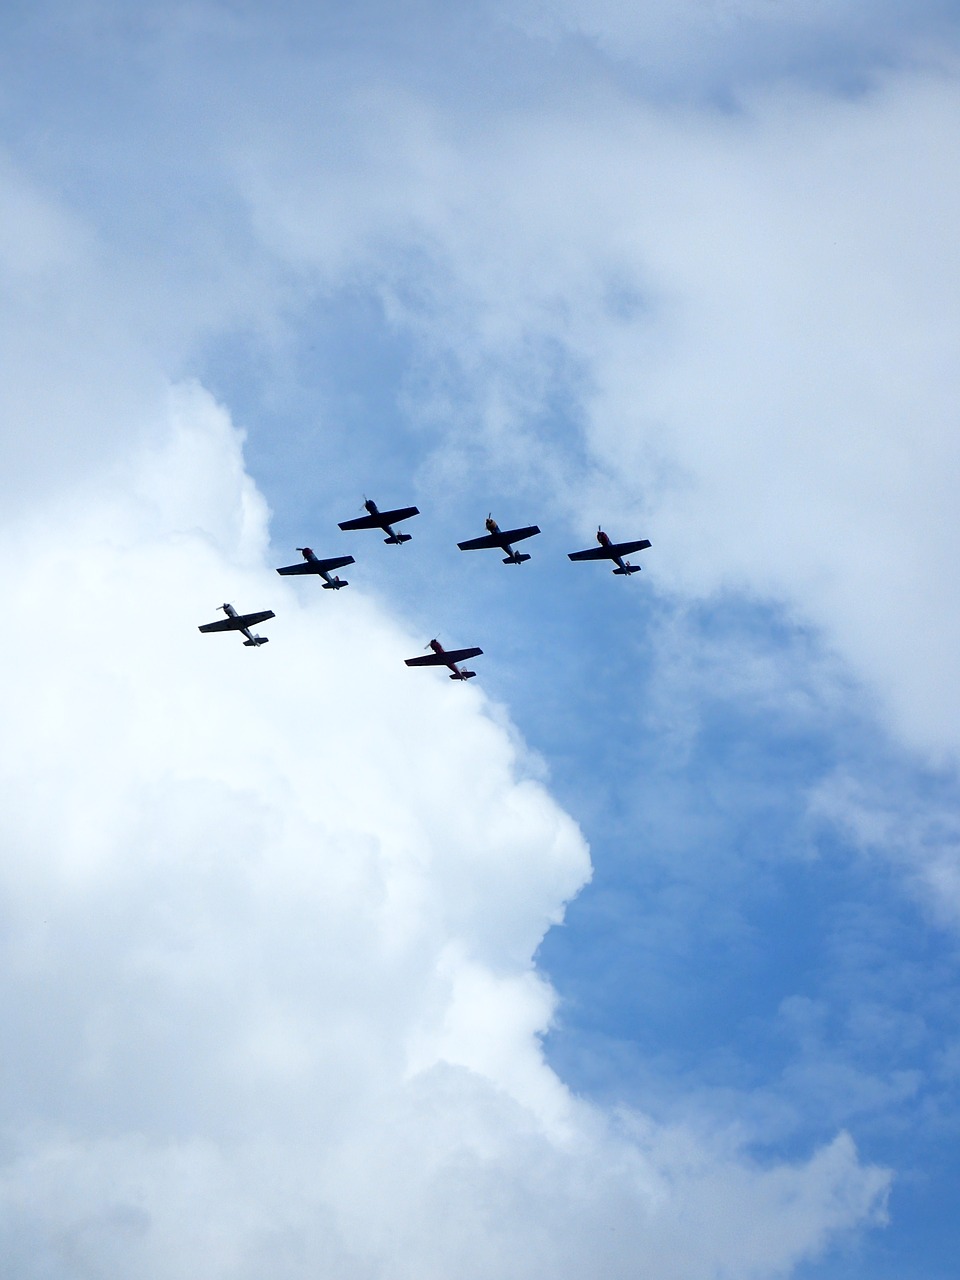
[0,384,887,1276]
[233,62,960,767]
[810,767,960,927]
[8,3,958,778]
[0,153,168,506]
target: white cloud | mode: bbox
[0,153,168,507]
[233,64,960,766]
[0,383,887,1275]
[810,768,960,927]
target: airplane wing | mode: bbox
[608,538,651,555]
[500,524,540,543]
[567,546,613,561]
[440,646,483,664]
[339,506,419,531]
[458,525,541,551]
[457,533,501,551]
[377,505,419,525]
[199,610,275,633]
[338,513,383,531]
[277,555,354,575]
[405,646,483,667]
[568,538,651,561]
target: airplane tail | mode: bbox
[613,565,641,575]
[322,578,347,589]
[451,670,476,680]
[504,553,531,564]
[243,636,269,646]
[385,533,412,544]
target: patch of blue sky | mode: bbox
[197,287,423,551]
[530,597,960,1280]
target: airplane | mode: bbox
[457,515,541,565]
[568,527,651,575]
[276,547,355,590]
[404,638,483,681]
[338,498,420,544]
[198,603,275,646]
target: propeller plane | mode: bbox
[276,547,354,590]
[339,497,419,544]
[404,639,483,681]
[568,528,651,575]
[457,515,541,565]
[198,603,275,647]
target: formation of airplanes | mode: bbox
[199,497,652,670]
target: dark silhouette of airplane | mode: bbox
[404,638,483,681]
[339,498,419,544]
[276,547,355,590]
[568,528,651,575]
[198,603,275,646]
[457,515,541,564]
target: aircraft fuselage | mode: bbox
[299,547,346,589]
[428,638,475,680]
[597,529,641,576]
[366,500,409,544]
[483,518,522,565]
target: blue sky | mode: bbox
[1,2,959,1277]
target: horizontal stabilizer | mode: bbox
[243,636,269,645]
[503,553,531,564]
[384,532,412,544]
[450,670,476,679]
[321,578,348,589]
[612,565,641,575]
